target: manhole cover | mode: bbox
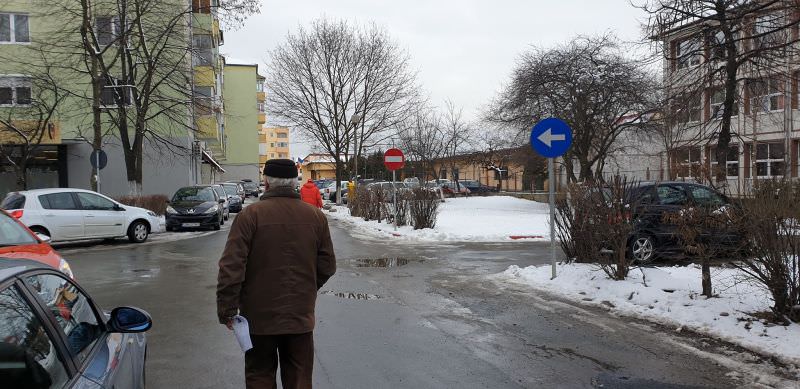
[354,257,418,268]
[320,291,381,300]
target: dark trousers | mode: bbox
[245,332,314,389]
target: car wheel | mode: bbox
[224,210,229,221]
[629,234,656,264]
[29,226,50,238]
[128,221,150,243]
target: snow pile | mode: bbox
[498,263,800,363]
[325,196,551,242]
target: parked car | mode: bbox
[593,182,739,264]
[165,186,225,231]
[210,185,231,221]
[0,209,73,278]
[440,182,470,197]
[2,189,158,244]
[314,179,333,190]
[224,182,246,202]
[240,179,260,197]
[459,180,497,194]
[221,183,244,213]
[0,259,151,389]
[403,177,420,188]
[367,182,410,200]
[323,181,349,202]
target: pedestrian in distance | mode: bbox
[217,159,336,389]
[300,178,323,209]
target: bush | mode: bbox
[738,180,800,323]
[408,188,439,230]
[554,177,639,280]
[116,195,169,216]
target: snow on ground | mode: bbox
[497,263,800,364]
[324,196,551,242]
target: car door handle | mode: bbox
[85,215,95,218]
[44,214,55,217]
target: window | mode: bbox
[657,185,689,206]
[277,142,288,148]
[26,274,102,363]
[39,193,79,210]
[76,192,116,211]
[756,143,785,178]
[0,212,37,246]
[749,77,783,113]
[676,36,701,69]
[194,86,213,115]
[256,79,265,92]
[257,102,266,113]
[192,34,213,66]
[439,169,447,179]
[95,16,121,47]
[269,143,275,148]
[0,13,30,43]
[753,13,785,50]
[276,132,288,138]
[689,185,726,208]
[674,146,702,178]
[672,93,702,124]
[709,88,738,119]
[192,0,211,14]
[0,286,69,387]
[270,153,275,158]
[707,29,726,61]
[710,145,740,178]
[0,77,32,106]
[493,168,509,180]
[100,77,133,107]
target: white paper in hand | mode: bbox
[232,315,253,353]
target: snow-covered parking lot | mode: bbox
[498,263,800,365]
[324,196,551,242]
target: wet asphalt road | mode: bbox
[59,213,796,389]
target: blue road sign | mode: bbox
[530,118,573,158]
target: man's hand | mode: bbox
[225,318,233,330]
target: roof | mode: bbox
[0,259,49,280]
[9,188,103,196]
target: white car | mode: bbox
[1,188,159,243]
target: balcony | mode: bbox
[194,66,216,87]
[0,120,61,144]
[257,92,266,102]
[258,113,266,125]
[196,115,219,140]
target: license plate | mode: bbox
[182,223,201,227]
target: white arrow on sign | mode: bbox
[537,128,566,148]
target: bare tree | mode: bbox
[267,19,418,203]
[397,105,446,181]
[440,100,473,190]
[0,62,67,190]
[489,35,659,182]
[639,0,800,184]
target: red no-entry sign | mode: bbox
[384,148,405,171]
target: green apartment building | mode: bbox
[0,0,230,197]
[218,62,264,183]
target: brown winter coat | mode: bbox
[216,187,336,335]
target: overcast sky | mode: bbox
[221,0,649,159]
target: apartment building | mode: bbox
[259,126,291,165]
[219,62,263,183]
[0,1,235,197]
[618,3,800,196]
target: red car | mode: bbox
[0,209,73,278]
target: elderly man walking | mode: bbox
[217,159,336,389]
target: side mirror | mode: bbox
[218,199,225,204]
[107,307,152,333]
[113,204,125,212]
[36,233,51,243]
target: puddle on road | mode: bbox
[320,290,382,300]
[353,257,421,268]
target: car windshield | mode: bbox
[0,213,37,246]
[222,185,239,196]
[242,182,257,190]
[173,187,215,202]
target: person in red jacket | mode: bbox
[300,179,323,208]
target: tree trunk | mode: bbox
[14,165,26,191]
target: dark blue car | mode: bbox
[0,259,152,388]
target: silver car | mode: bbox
[0,259,152,388]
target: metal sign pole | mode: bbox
[96,150,101,193]
[393,169,397,231]
[549,157,556,279]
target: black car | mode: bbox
[458,180,497,194]
[221,183,244,213]
[239,180,260,197]
[165,186,226,231]
[0,259,152,389]
[623,182,738,264]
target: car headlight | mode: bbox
[166,206,177,214]
[205,205,219,214]
[58,258,74,279]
